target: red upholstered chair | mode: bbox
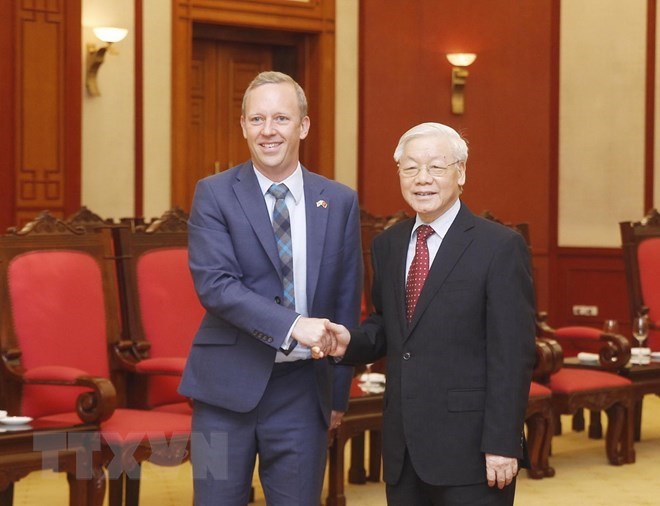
[535,318,632,438]
[620,208,660,350]
[111,207,201,414]
[481,211,635,465]
[0,212,191,506]
[619,208,660,440]
[546,363,635,464]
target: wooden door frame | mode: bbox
[171,0,336,210]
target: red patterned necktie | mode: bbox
[405,225,435,322]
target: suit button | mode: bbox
[274,296,281,304]
[403,352,411,360]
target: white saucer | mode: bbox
[0,410,7,419]
[0,424,32,432]
[577,352,599,364]
[0,416,33,425]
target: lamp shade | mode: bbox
[446,53,477,67]
[93,27,128,44]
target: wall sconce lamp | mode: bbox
[86,27,128,97]
[446,53,477,114]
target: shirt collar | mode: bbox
[254,163,304,204]
[412,198,461,240]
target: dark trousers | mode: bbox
[191,360,327,506]
[386,450,517,506]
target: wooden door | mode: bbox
[172,3,336,213]
[0,0,82,230]
[186,40,272,210]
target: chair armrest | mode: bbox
[595,332,631,371]
[535,311,555,338]
[21,366,116,423]
[134,357,186,376]
[537,312,631,371]
[113,339,152,371]
[553,328,630,371]
[113,339,184,376]
[533,337,563,383]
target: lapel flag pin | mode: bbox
[316,200,328,208]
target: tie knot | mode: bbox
[268,183,289,200]
[416,225,434,242]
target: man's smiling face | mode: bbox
[240,82,310,181]
[398,134,466,223]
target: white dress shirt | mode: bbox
[255,165,311,361]
[405,198,461,283]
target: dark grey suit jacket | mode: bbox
[343,202,536,486]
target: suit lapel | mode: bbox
[303,169,329,309]
[232,163,281,274]
[406,203,476,337]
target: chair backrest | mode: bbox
[113,207,202,408]
[360,209,409,316]
[480,210,531,247]
[66,205,115,231]
[620,208,660,349]
[0,211,121,417]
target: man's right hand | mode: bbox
[291,316,335,354]
[311,321,351,359]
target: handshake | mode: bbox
[291,317,351,359]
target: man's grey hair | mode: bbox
[393,122,468,164]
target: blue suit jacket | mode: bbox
[179,162,362,423]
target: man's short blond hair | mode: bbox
[242,71,308,118]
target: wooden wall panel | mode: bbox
[0,0,81,229]
[357,0,558,327]
[358,0,553,243]
[554,249,630,335]
[532,254,550,317]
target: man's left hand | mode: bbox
[485,454,518,489]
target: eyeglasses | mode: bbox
[397,160,462,178]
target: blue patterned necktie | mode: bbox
[268,184,297,355]
[268,184,296,310]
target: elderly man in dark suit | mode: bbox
[320,122,536,505]
[179,71,362,505]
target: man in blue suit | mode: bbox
[179,71,362,505]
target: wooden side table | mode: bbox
[0,419,102,506]
[326,390,383,506]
